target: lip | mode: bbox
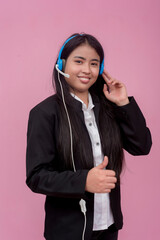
[78,76,91,84]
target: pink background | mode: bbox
[0,0,159,239]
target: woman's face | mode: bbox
[64,44,100,98]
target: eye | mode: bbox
[75,60,82,64]
[91,62,98,66]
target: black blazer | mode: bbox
[26,94,152,240]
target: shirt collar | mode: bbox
[70,92,95,111]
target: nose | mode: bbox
[82,63,91,74]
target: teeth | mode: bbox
[79,77,90,80]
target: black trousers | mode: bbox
[90,224,118,240]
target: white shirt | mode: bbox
[71,93,114,231]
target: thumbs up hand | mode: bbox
[85,156,117,193]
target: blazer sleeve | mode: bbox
[26,106,89,198]
[114,97,152,155]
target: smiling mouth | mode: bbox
[78,76,91,83]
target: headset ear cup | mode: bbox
[99,59,104,75]
[57,59,63,71]
[62,59,66,71]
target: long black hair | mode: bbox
[52,33,124,180]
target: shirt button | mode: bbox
[96,142,100,146]
[89,123,92,126]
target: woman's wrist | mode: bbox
[115,97,129,106]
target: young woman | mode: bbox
[26,33,152,240]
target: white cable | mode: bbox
[57,71,76,172]
[82,214,87,240]
[79,199,87,240]
[57,70,87,240]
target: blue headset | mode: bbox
[57,35,104,75]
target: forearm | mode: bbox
[26,167,89,198]
[114,97,152,155]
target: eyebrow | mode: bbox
[73,56,100,62]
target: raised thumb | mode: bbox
[96,156,108,169]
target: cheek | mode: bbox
[92,68,99,78]
[65,61,80,74]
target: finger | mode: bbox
[110,79,123,87]
[106,176,117,183]
[102,156,108,168]
[103,69,113,80]
[102,188,111,193]
[96,156,108,169]
[105,183,116,189]
[104,170,116,177]
[104,77,118,86]
[103,84,111,99]
[103,83,108,91]
[103,84,109,94]
[102,73,111,84]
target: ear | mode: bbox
[62,59,66,71]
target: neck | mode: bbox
[71,91,89,107]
